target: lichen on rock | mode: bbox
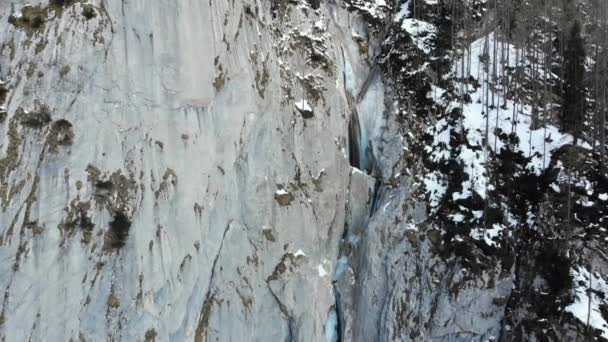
[46,119,74,152]
[8,5,48,35]
[103,211,131,250]
[16,103,51,128]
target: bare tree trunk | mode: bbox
[601,4,607,169]
[592,3,600,154]
[527,37,534,157]
[494,33,500,152]
[587,272,593,339]
[543,1,551,169]
[460,52,465,139]
[485,35,491,146]
[512,47,520,135]
[491,0,499,152]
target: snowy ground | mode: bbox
[424,33,586,236]
[566,267,608,338]
[395,0,437,54]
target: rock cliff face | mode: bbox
[1,0,607,341]
[0,0,387,340]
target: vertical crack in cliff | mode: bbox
[369,178,382,217]
[333,46,390,339]
[194,220,233,342]
[266,281,295,342]
[331,292,343,342]
[348,107,362,170]
[330,176,353,342]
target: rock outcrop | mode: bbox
[0,0,386,340]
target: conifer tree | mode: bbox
[561,20,586,144]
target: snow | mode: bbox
[315,168,326,180]
[324,308,339,342]
[424,32,594,237]
[450,213,465,223]
[405,223,418,232]
[318,258,332,278]
[470,224,503,247]
[566,267,608,339]
[295,99,312,113]
[394,1,410,22]
[401,19,437,54]
[422,32,597,248]
[318,264,328,277]
[423,171,446,210]
[294,249,306,257]
[382,200,392,212]
[395,0,437,54]
[428,33,586,203]
[599,193,608,201]
[275,189,289,196]
[578,199,595,207]
[351,167,365,176]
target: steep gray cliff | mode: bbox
[0,0,383,340]
[1,0,608,341]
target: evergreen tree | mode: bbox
[561,20,586,143]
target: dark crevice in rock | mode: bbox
[195,221,233,342]
[331,253,354,340]
[267,283,295,342]
[305,0,321,10]
[104,212,131,249]
[343,45,363,174]
[0,81,7,105]
[369,178,382,217]
[81,3,96,20]
[332,294,343,342]
[49,0,77,7]
[95,180,114,199]
[348,108,362,170]
[0,81,7,121]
